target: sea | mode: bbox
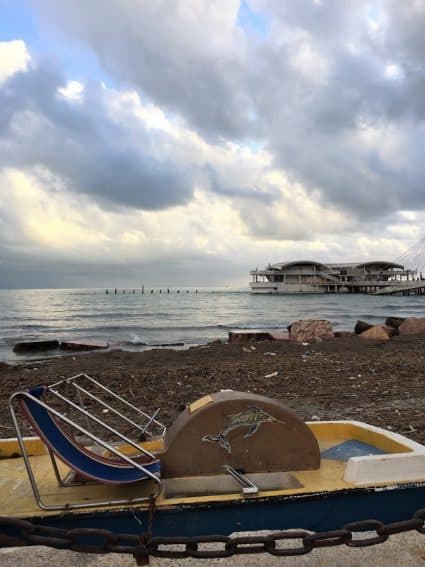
[1,287,425,363]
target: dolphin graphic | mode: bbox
[202,406,284,454]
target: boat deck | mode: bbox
[1,421,423,519]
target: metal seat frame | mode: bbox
[9,373,166,511]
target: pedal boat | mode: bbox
[1,373,424,541]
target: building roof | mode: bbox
[268,260,405,272]
[326,263,357,269]
[354,261,404,270]
[269,260,330,271]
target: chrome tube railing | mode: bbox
[52,373,166,437]
[48,388,156,460]
[9,388,162,511]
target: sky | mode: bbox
[0,0,424,289]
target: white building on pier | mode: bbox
[249,260,417,294]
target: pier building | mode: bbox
[249,260,424,295]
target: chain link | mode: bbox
[0,508,423,562]
[343,519,388,547]
[414,508,425,534]
[266,530,313,556]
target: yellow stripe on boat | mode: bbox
[0,436,47,458]
[189,394,213,413]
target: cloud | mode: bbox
[0,163,376,289]
[0,46,351,246]
[58,80,84,102]
[0,40,30,85]
[0,166,248,287]
[28,0,425,221]
[4,0,425,288]
[0,59,193,210]
[32,0,253,140]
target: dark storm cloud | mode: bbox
[29,0,425,221]
[0,61,192,210]
[255,1,425,216]
[257,0,425,216]
[384,1,425,67]
[379,2,425,119]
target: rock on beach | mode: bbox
[288,319,334,343]
[398,317,425,336]
[13,340,59,353]
[359,325,394,341]
[354,320,373,334]
[385,316,406,330]
[228,330,274,344]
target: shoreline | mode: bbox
[1,333,424,445]
[1,341,200,367]
[2,289,425,366]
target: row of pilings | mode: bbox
[105,288,198,295]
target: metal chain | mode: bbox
[0,508,424,564]
[136,494,156,566]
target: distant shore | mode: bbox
[1,334,424,445]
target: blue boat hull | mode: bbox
[18,483,425,538]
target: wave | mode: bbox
[130,324,231,331]
[5,323,59,331]
[35,324,231,334]
[63,311,178,320]
[129,334,147,345]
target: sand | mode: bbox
[1,334,424,444]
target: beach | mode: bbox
[1,333,425,565]
[1,334,424,445]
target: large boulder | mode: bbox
[385,316,405,331]
[398,317,425,336]
[288,320,334,343]
[359,325,393,341]
[354,320,373,334]
[13,340,59,353]
[228,330,273,344]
